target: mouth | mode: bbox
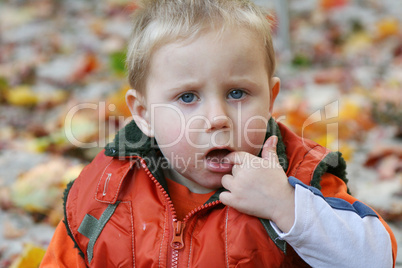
[206,148,233,163]
[205,147,234,173]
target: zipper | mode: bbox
[140,158,221,268]
[171,220,186,249]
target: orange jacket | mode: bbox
[41,120,397,267]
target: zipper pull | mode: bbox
[171,220,186,250]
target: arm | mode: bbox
[40,220,87,268]
[270,174,396,268]
[219,136,396,267]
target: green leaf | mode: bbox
[109,50,126,75]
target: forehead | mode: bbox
[156,25,265,54]
[148,27,268,76]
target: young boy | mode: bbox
[41,0,396,267]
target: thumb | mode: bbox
[261,135,278,160]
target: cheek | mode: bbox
[155,111,208,148]
[185,116,208,145]
[238,115,268,152]
[154,124,182,145]
[152,108,186,146]
[158,134,196,172]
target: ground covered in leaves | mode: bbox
[0,0,401,267]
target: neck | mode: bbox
[163,168,215,194]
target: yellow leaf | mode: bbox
[10,243,46,268]
[6,86,38,106]
[312,134,336,149]
[26,137,51,153]
[339,101,360,120]
[106,85,132,117]
[62,164,85,186]
[38,89,69,106]
[376,18,400,40]
[342,32,372,56]
[339,143,354,162]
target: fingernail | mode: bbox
[265,136,273,147]
[270,136,278,147]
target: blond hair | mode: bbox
[126,0,276,92]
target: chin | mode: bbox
[197,173,225,190]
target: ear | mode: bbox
[269,77,280,114]
[126,89,154,137]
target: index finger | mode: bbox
[222,151,250,165]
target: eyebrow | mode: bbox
[165,80,202,92]
[226,77,261,89]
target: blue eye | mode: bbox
[179,93,196,103]
[228,89,245,99]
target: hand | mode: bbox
[219,136,295,233]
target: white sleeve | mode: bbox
[270,177,393,268]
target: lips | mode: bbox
[205,148,233,173]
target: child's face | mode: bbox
[127,28,279,193]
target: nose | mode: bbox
[205,100,231,132]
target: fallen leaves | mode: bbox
[0,0,401,265]
[5,86,38,107]
[3,219,28,240]
[68,52,100,84]
[9,244,46,268]
[365,145,402,180]
[376,18,400,40]
[320,0,349,10]
[10,159,84,217]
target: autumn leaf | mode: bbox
[9,244,46,268]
